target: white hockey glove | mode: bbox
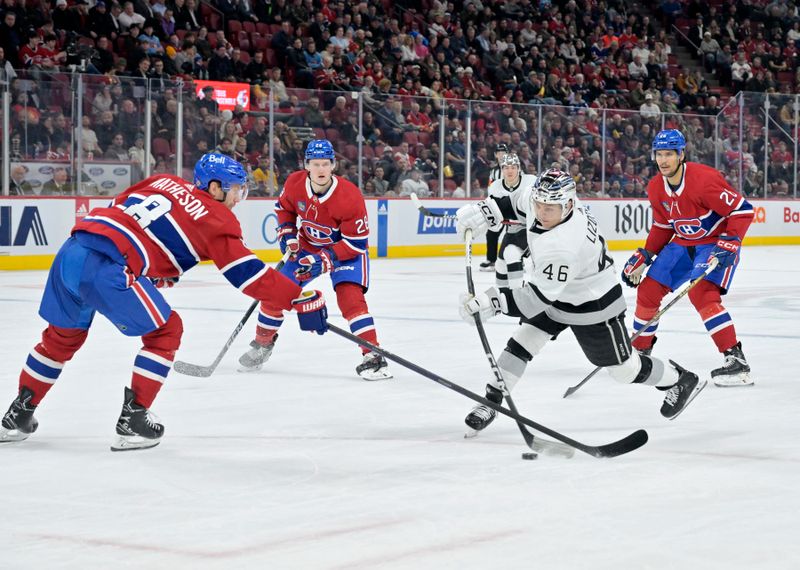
[459,288,504,325]
[456,199,503,241]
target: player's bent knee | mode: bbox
[142,311,183,352]
[688,279,721,310]
[637,277,670,309]
[511,324,551,357]
[503,244,523,264]
[335,282,368,317]
[42,325,89,361]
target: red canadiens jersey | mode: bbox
[645,162,754,252]
[275,171,369,260]
[73,174,299,308]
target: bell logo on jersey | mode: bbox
[672,218,707,239]
[301,220,335,245]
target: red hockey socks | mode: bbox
[689,280,738,353]
[19,325,88,405]
[131,311,183,408]
[631,278,670,351]
[336,283,378,354]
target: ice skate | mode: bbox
[464,385,503,437]
[0,388,38,443]
[238,335,278,372]
[660,361,707,420]
[479,261,495,272]
[111,387,164,451]
[711,342,753,387]
[356,351,392,381]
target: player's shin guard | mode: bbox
[337,283,391,380]
[490,324,551,393]
[131,312,182,408]
[255,303,284,345]
[690,281,739,353]
[631,278,670,352]
[18,325,88,405]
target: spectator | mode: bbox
[640,93,661,120]
[208,44,233,80]
[698,32,720,73]
[400,168,430,197]
[9,164,34,195]
[731,51,752,92]
[40,167,73,196]
[119,1,146,31]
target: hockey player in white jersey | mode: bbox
[455,169,706,430]
[487,153,536,293]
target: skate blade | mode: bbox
[110,435,162,452]
[713,372,754,387]
[0,427,31,443]
[668,380,708,421]
[237,363,264,373]
[358,368,393,381]
[464,428,479,439]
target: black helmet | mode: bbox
[494,143,510,153]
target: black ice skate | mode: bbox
[660,361,707,420]
[238,334,278,372]
[111,387,164,452]
[0,388,39,443]
[711,342,753,387]
[356,351,392,381]
[479,261,495,272]
[464,385,504,436]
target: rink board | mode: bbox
[1,196,799,270]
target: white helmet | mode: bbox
[530,168,576,221]
[500,153,521,168]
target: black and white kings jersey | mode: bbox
[493,192,625,326]
[487,173,536,236]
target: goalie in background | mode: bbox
[621,129,755,387]
[456,169,706,432]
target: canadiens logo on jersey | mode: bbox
[673,218,708,238]
[301,220,335,246]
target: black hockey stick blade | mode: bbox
[328,323,648,458]
[464,230,574,458]
[173,253,290,378]
[562,257,720,398]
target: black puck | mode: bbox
[521,452,538,460]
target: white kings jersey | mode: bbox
[494,191,625,326]
[487,173,536,235]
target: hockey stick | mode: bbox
[409,193,524,226]
[464,229,574,458]
[327,323,648,458]
[562,257,720,398]
[173,251,291,378]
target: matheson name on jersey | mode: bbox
[149,177,210,221]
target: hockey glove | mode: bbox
[150,276,179,289]
[708,235,740,269]
[456,199,503,241]
[459,288,504,324]
[295,249,337,282]
[621,248,654,287]
[277,223,300,260]
[292,290,328,335]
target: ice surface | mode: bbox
[1,248,799,569]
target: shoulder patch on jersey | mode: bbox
[298,200,306,212]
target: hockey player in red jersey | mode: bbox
[622,129,755,387]
[238,139,392,380]
[0,153,329,451]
